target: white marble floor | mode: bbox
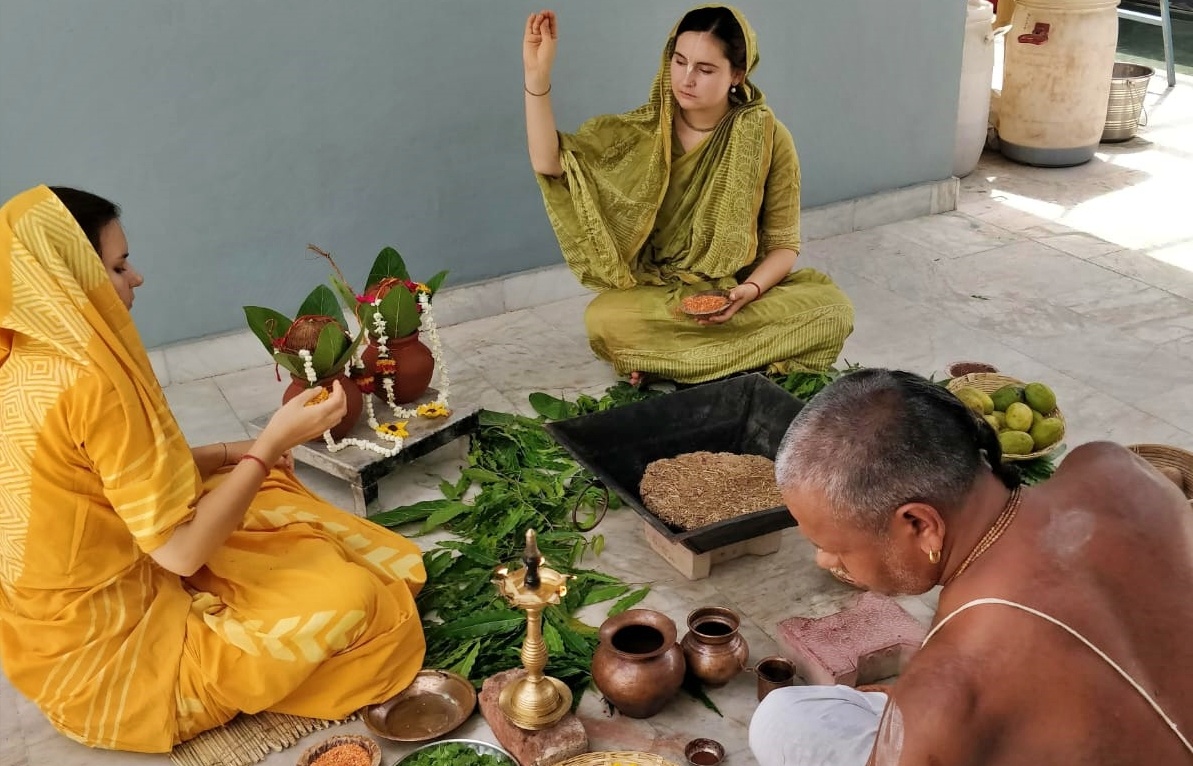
[5,71,1193,766]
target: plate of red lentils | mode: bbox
[680,290,732,317]
[295,734,381,766]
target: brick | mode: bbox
[478,669,589,766]
[776,592,927,686]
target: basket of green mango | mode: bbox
[947,373,1066,462]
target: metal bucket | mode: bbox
[1102,62,1154,142]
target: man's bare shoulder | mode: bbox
[1054,440,1139,477]
[1053,441,1186,521]
[869,651,988,766]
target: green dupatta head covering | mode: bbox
[537,5,780,291]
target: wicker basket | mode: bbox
[295,734,381,766]
[945,373,1065,462]
[557,753,681,766]
[1127,444,1193,500]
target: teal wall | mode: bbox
[0,1,966,347]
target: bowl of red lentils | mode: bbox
[680,290,732,317]
[295,734,381,766]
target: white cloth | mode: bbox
[749,685,888,766]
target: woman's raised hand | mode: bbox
[523,10,558,90]
[259,382,348,458]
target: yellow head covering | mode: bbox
[0,185,156,381]
[537,5,778,290]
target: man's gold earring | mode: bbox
[928,549,941,565]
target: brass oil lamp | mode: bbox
[492,529,573,729]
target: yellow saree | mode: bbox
[0,186,426,752]
[536,5,854,384]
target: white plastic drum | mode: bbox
[997,0,1119,167]
[953,0,1000,177]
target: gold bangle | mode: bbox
[525,82,551,97]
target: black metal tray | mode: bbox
[545,374,805,553]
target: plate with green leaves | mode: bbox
[394,739,518,766]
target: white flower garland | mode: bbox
[299,293,452,457]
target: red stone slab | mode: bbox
[776,592,927,687]
[478,669,589,766]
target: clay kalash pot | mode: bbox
[680,606,750,688]
[359,332,435,405]
[281,373,363,441]
[592,608,686,718]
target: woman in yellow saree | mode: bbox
[524,5,854,385]
[0,186,426,752]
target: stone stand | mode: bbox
[642,521,782,580]
[247,387,478,516]
[478,669,589,766]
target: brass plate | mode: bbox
[362,669,477,743]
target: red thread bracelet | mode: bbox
[744,280,763,299]
[239,454,270,475]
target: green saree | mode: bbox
[536,5,854,384]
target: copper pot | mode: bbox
[281,373,363,441]
[592,609,685,718]
[360,332,435,404]
[681,606,749,688]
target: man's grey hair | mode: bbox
[775,369,1015,534]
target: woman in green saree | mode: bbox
[523,5,854,386]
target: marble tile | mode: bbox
[212,363,290,424]
[1091,250,1193,302]
[797,224,930,277]
[430,277,507,328]
[162,378,248,445]
[162,329,265,384]
[877,211,1024,259]
[930,177,960,214]
[372,438,470,514]
[147,349,170,388]
[1131,383,1193,445]
[1013,327,1193,406]
[707,530,867,634]
[852,184,934,231]
[502,264,589,312]
[801,199,855,241]
[1159,334,1193,370]
[528,295,597,349]
[1063,285,1193,343]
[1032,233,1123,260]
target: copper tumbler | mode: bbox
[754,656,796,701]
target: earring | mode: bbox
[928,549,941,564]
[730,85,738,94]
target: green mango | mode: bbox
[1029,417,1064,450]
[1004,402,1034,432]
[983,414,1002,433]
[955,387,994,416]
[999,430,1035,456]
[991,385,1024,412]
[1024,382,1057,414]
